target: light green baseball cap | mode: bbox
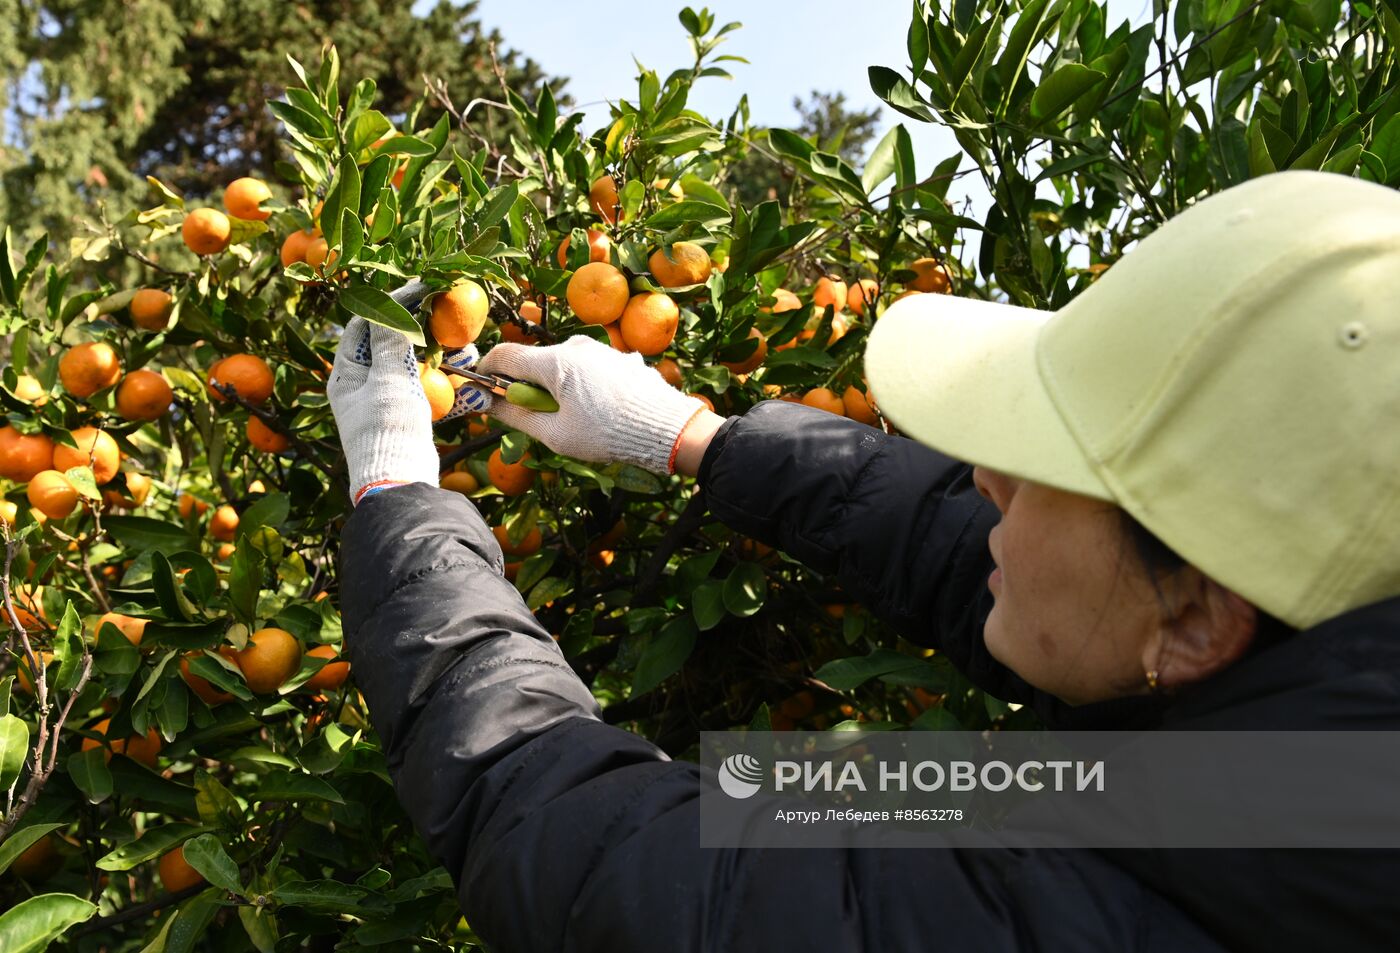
[864,170,1400,630]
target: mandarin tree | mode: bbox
[0,1,1392,948]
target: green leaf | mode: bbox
[239,906,279,953]
[268,101,333,142]
[1247,119,1278,175]
[346,109,392,155]
[195,768,244,830]
[96,823,210,872]
[767,127,816,163]
[478,183,520,231]
[369,135,438,158]
[152,551,198,622]
[338,285,425,346]
[227,539,264,628]
[62,466,100,501]
[109,756,198,816]
[995,0,1054,115]
[225,745,299,770]
[691,579,726,631]
[645,201,730,230]
[862,124,901,193]
[255,771,344,804]
[182,834,243,894]
[1030,64,1108,121]
[722,562,766,617]
[0,715,31,793]
[526,576,574,612]
[339,210,363,264]
[50,602,85,691]
[68,747,113,804]
[103,516,197,554]
[608,464,664,495]
[632,616,698,695]
[321,155,361,248]
[678,175,731,212]
[868,66,935,122]
[238,493,290,538]
[0,825,64,877]
[911,706,962,731]
[0,894,97,953]
[271,879,369,913]
[813,648,950,692]
[163,889,220,953]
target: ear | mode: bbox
[1143,570,1258,690]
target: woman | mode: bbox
[327,170,1400,951]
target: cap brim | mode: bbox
[864,294,1111,501]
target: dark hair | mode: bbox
[1118,510,1297,651]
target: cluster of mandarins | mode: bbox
[0,341,171,521]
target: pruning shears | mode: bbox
[437,363,560,413]
[389,278,560,413]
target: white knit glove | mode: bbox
[476,335,707,475]
[329,316,443,504]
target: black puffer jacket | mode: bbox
[340,401,1400,952]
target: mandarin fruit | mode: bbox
[15,649,53,694]
[246,416,289,453]
[59,342,122,398]
[208,353,274,403]
[801,387,845,415]
[565,262,629,325]
[234,627,301,693]
[440,471,479,496]
[648,241,712,288]
[846,279,880,316]
[842,385,879,426]
[619,292,679,356]
[178,493,209,519]
[130,288,174,331]
[27,470,79,519]
[0,426,55,482]
[223,176,272,221]
[182,208,231,255]
[180,652,236,705]
[13,374,47,406]
[429,280,490,348]
[209,504,238,541]
[419,365,454,421]
[304,644,350,691]
[604,322,630,352]
[589,175,622,223]
[720,327,768,375]
[813,276,847,313]
[280,229,316,267]
[908,257,950,293]
[158,846,206,893]
[656,357,683,388]
[556,228,611,267]
[9,835,59,881]
[53,427,120,485]
[762,287,802,314]
[487,448,535,496]
[96,612,146,647]
[492,523,543,558]
[115,369,173,422]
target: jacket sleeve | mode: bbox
[697,401,1031,702]
[697,402,1167,730]
[337,483,1186,953]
